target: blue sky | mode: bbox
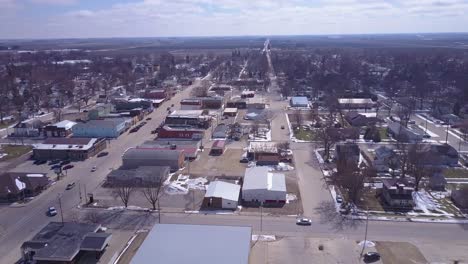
[1,0,468,39]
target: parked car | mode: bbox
[47,207,58,216]
[91,166,97,172]
[151,129,158,134]
[141,121,147,126]
[146,117,152,121]
[281,125,285,129]
[363,252,381,262]
[60,160,71,166]
[48,160,60,165]
[171,104,174,107]
[97,151,109,157]
[66,182,75,190]
[296,218,312,226]
[239,157,249,163]
[34,160,47,165]
[63,164,74,170]
[129,128,139,133]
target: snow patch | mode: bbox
[165,175,208,195]
[358,240,376,248]
[286,193,297,204]
[252,235,276,242]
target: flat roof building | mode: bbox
[130,224,251,264]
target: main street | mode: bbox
[0,76,210,263]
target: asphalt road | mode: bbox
[0,76,209,263]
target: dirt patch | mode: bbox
[0,145,32,162]
[184,148,247,177]
[376,241,427,264]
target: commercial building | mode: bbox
[210,140,226,155]
[180,98,202,110]
[130,224,251,264]
[21,222,111,264]
[43,120,77,137]
[107,166,170,187]
[202,180,240,209]
[139,139,201,159]
[0,172,49,201]
[157,125,205,140]
[223,108,238,117]
[165,110,211,129]
[242,166,287,205]
[290,96,309,108]
[247,97,267,110]
[247,142,279,165]
[33,138,107,161]
[122,148,185,172]
[114,98,154,112]
[72,118,128,138]
[212,123,228,139]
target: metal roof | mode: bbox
[243,167,286,192]
[205,181,240,202]
[52,120,77,130]
[130,224,251,264]
[291,96,309,105]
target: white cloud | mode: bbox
[1,0,468,38]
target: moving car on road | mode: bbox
[47,207,58,216]
[91,166,97,172]
[97,151,109,157]
[296,217,312,226]
[66,182,75,190]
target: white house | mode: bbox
[203,181,240,210]
[242,167,286,204]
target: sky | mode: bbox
[1,0,468,39]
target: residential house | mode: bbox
[242,166,286,205]
[33,138,107,161]
[290,96,309,108]
[338,98,376,109]
[88,103,114,120]
[43,120,77,137]
[388,121,424,142]
[72,118,128,138]
[122,148,185,172]
[326,127,360,141]
[12,120,43,137]
[0,172,49,201]
[344,111,380,127]
[421,143,459,167]
[114,98,154,112]
[107,166,170,187]
[364,146,399,172]
[130,224,251,264]
[202,181,240,210]
[381,178,414,208]
[335,142,360,173]
[21,222,111,264]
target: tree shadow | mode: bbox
[314,200,364,231]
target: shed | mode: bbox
[210,140,226,156]
[202,181,240,209]
[242,167,286,205]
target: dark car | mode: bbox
[63,164,74,170]
[141,121,147,126]
[129,128,139,133]
[97,151,109,157]
[363,252,381,263]
[239,157,249,163]
[51,164,62,170]
[146,117,152,121]
[60,160,71,166]
[34,160,47,165]
[281,125,285,129]
[66,182,75,190]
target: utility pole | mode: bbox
[445,124,449,144]
[58,194,64,225]
[360,207,370,257]
[260,202,263,233]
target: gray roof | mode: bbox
[130,224,251,264]
[205,181,240,202]
[107,166,170,184]
[80,233,112,251]
[123,148,183,161]
[22,222,101,262]
[243,167,286,192]
[291,96,309,105]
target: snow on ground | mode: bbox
[416,125,439,137]
[165,174,208,195]
[107,205,148,211]
[275,162,294,171]
[416,114,436,124]
[252,235,276,242]
[286,193,297,204]
[358,240,376,248]
[0,153,7,159]
[413,190,438,213]
[314,149,325,164]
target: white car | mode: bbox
[296,217,312,226]
[47,207,58,217]
[91,166,97,172]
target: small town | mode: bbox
[1,1,468,264]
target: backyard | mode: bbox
[0,145,33,161]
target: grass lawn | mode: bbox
[0,122,14,129]
[378,127,388,140]
[0,145,33,161]
[442,168,468,178]
[429,193,464,216]
[356,189,385,211]
[293,127,316,141]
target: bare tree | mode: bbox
[331,162,368,204]
[407,143,432,191]
[84,210,101,224]
[112,184,134,208]
[141,177,164,211]
[292,109,303,128]
[316,125,337,161]
[251,122,260,137]
[395,141,410,178]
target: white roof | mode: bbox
[248,142,278,154]
[53,120,77,130]
[243,167,286,192]
[168,110,204,118]
[205,181,240,201]
[33,138,97,151]
[224,108,238,113]
[338,98,374,104]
